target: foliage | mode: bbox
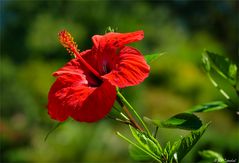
[117,52,238,162]
[144,113,202,130]
[173,123,210,161]
[202,50,239,109]
[202,50,237,86]
[118,122,209,162]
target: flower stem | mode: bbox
[116,89,151,136]
[119,100,144,132]
[116,97,143,131]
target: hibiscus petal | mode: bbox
[53,50,92,77]
[53,58,85,79]
[47,76,95,122]
[53,49,103,86]
[92,30,144,49]
[71,80,116,122]
[91,31,145,76]
[47,78,74,122]
[103,46,150,88]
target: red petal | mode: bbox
[53,50,91,79]
[53,50,103,87]
[71,80,116,122]
[91,31,144,76]
[103,46,150,88]
[47,78,74,122]
[92,30,144,49]
[47,76,95,122]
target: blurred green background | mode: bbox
[1,0,238,162]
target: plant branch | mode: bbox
[117,97,144,131]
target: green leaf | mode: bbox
[116,131,162,162]
[202,52,211,71]
[229,64,237,84]
[159,142,179,163]
[169,143,179,163]
[145,53,165,64]
[173,123,210,161]
[144,113,202,130]
[129,145,153,161]
[129,125,161,156]
[143,116,159,126]
[163,142,171,161]
[199,150,225,163]
[129,125,148,149]
[202,50,238,86]
[161,113,202,130]
[146,136,161,155]
[188,101,228,113]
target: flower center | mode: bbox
[86,72,103,87]
[103,61,111,74]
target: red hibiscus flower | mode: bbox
[47,30,150,122]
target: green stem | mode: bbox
[44,122,62,142]
[116,89,151,136]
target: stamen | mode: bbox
[59,30,79,58]
[58,30,102,80]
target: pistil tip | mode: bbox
[58,30,79,57]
